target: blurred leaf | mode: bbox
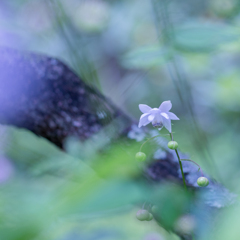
[213,71,240,110]
[203,199,240,240]
[6,127,60,164]
[173,22,240,52]
[121,46,171,69]
[152,183,193,230]
[61,179,148,215]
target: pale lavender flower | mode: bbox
[138,100,179,132]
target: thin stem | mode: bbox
[151,0,221,182]
[139,134,169,152]
[170,132,173,141]
[181,159,204,176]
[175,149,187,190]
[170,133,187,190]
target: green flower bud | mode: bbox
[146,213,153,221]
[168,141,178,150]
[197,177,209,187]
[136,210,150,221]
[135,152,146,161]
[151,205,158,213]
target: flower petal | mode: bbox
[139,104,152,113]
[168,112,179,120]
[154,113,163,123]
[159,101,172,112]
[161,112,170,119]
[162,115,172,132]
[138,113,151,128]
[148,114,155,121]
[152,113,163,127]
[149,108,160,115]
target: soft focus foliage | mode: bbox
[0,0,240,239]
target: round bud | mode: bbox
[146,213,153,221]
[197,177,209,187]
[168,141,178,150]
[151,205,158,213]
[135,152,146,161]
[136,210,150,221]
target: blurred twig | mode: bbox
[46,0,102,91]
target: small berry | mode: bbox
[197,177,209,187]
[135,152,146,161]
[136,210,150,221]
[151,205,158,213]
[168,141,178,150]
[146,213,153,221]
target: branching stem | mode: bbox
[181,159,204,176]
[139,134,169,152]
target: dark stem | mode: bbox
[170,132,187,190]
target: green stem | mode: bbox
[170,132,187,190]
[181,159,204,176]
[175,149,187,190]
[139,134,169,152]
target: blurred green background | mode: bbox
[1,0,240,239]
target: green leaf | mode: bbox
[173,21,240,52]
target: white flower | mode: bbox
[138,101,179,132]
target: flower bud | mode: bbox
[136,209,150,221]
[197,177,209,187]
[135,152,146,161]
[146,213,153,221]
[151,205,158,213]
[168,141,178,150]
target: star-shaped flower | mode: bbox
[138,101,179,132]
